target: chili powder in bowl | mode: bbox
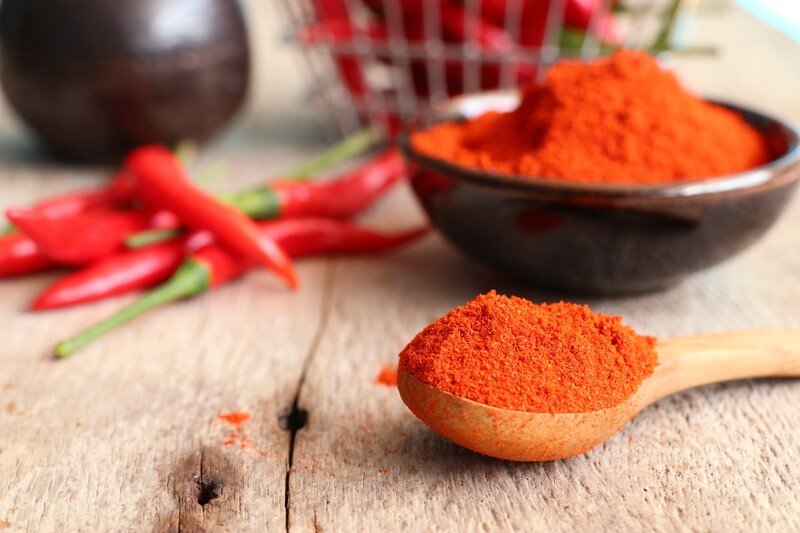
[402,51,800,294]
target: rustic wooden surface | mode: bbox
[2,1,800,531]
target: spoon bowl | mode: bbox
[398,329,800,461]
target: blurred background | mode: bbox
[0,0,797,164]
[248,0,800,141]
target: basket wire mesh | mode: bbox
[280,0,694,137]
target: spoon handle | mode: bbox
[648,329,800,402]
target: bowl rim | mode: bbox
[400,90,800,200]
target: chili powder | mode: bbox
[411,51,770,183]
[375,366,399,387]
[399,291,657,413]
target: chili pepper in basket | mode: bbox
[123,145,299,289]
[314,0,368,98]
[478,0,620,45]
[299,16,528,98]
[365,0,515,49]
[54,219,428,356]
[0,232,53,277]
[6,207,149,266]
[337,0,620,96]
[126,148,407,248]
[442,2,513,49]
[563,0,619,39]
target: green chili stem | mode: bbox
[558,25,713,57]
[282,128,379,180]
[174,140,199,166]
[647,45,716,56]
[194,161,229,188]
[125,228,185,249]
[55,260,210,358]
[652,0,683,51]
[227,188,282,220]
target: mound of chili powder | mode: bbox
[399,291,657,413]
[411,51,770,183]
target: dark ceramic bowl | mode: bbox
[0,0,250,162]
[402,91,800,295]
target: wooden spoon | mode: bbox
[398,329,800,462]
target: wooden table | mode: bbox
[2,2,799,531]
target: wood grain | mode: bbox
[1,0,799,531]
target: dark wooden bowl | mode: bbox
[402,92,800,295]
[0,0,250,162]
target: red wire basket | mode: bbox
[281,0,693,137]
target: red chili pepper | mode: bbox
[337,0,619,97]
[360,1,513,50]
[479,0,619,45]
[126,148,408,247]
[331,0,619,96]
[0,232,53,277]
[563,0,619,40]
[31,189,117,219]
[312,0,369,98]
[147,210,182,229]
[30,236,198,310]
[6,207,149,266]
[53,219,428,356]
[261,218,429,258]
[4,132,376,276]
[18,131,368,225]
[299,18,393,52]
[476,0,546,48]
[301,11,511,51]
[124,145,299,289]
[37,218,427,311]
[272,149,406,219]
[440,2,513,50]
[299,16,528,98]
[361,0,425,21]
[311,0,349,21]
[29,172,134,220]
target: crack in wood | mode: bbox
[284,260,337,532]
[278,406,308,432]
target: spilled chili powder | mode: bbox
[219,412,251,426]
[218,411,268,457]
[412,51,770,183]
[400,291,657,413]
[375,365,398,387]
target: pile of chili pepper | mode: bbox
[302,0,621,100]
[1,130,427,357]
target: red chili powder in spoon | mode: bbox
[399,291,657,413]
[411,50,770,183]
